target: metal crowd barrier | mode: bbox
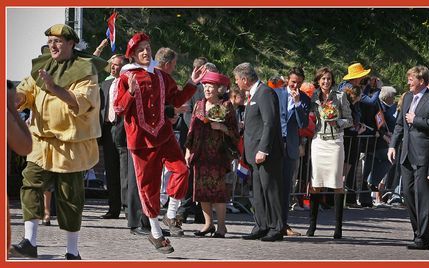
[230,134,404,213]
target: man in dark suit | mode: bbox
[388,65,429,250]
[99,54,128,219]
[273,67,310,237]
[234,62,284,242]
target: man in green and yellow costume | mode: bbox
[11,24,106,260]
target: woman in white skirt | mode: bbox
[307,67,353,239]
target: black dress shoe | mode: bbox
[12,238,38,258]
[130,227,151,236]
[212,232,226,238]
[100,212,120,219]
[194,226,215,237]
[261,232,283,242]
[130,227,171,237]
[161,229,171,237]
[242,230,268,240]
[407,243,429,250]
[65,253,82,260]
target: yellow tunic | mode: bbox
[17,75,101,173]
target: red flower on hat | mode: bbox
[125,32,150,59]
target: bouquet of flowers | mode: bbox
[320,101,338,122]
[206,104,228,123]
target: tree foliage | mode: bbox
[82,8,429,93]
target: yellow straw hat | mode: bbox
[343,63,371,80]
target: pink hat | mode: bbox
[201,71,230,88]
[125,32,150,59]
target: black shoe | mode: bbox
[333,229,342,239]
[42,216,51,226]
[306,226,316,237]
[161,229,171,237]
[11,238,37,258]
[130,227,170,237]
[261,232,283,242]
[242,230,267,240]
[65,253,82,260]
[212,232,226,238]
[407,243,429,250]
[360,203,373,208]
[194,226,215,237]
[130,227,151,236]
[100,212,120,219]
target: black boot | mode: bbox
[334,193,345,239]
[306,194,319,237]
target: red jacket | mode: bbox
[114,68,196,149]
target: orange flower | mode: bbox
[321,101,338,121]
[203,117,210,124]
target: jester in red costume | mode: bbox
[114,32,206,253]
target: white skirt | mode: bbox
[311,134,344,189]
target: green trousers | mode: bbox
[20,162,85,232]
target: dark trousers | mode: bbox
[280,151,298,226]
[251,158,283,233]
[401,159,429,244]
[127,150,149,228]
[102,123,128,215]
[21,162,84,232]
[176,166,203,219]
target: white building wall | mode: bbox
[7,7,66,82]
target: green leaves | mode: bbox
[82,8,429,92]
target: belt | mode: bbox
[318,133,342,141]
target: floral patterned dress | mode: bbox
[185,99,239,203]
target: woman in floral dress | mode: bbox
[185,72,239,238]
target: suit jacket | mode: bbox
[244,82,283,165]
[274,88,310,159]
[390,89,429,166]
[100,78,127,147]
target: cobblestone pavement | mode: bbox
[8,198,429,261]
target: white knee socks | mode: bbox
[166,197,180,219]
[24,220,38,246]
[66,231,79,256]
[149,217,163,239]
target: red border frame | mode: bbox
[2,2,429,268]
[3,0,429,6]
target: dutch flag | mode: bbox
[106,12,118,52]
[236,160,250,182]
